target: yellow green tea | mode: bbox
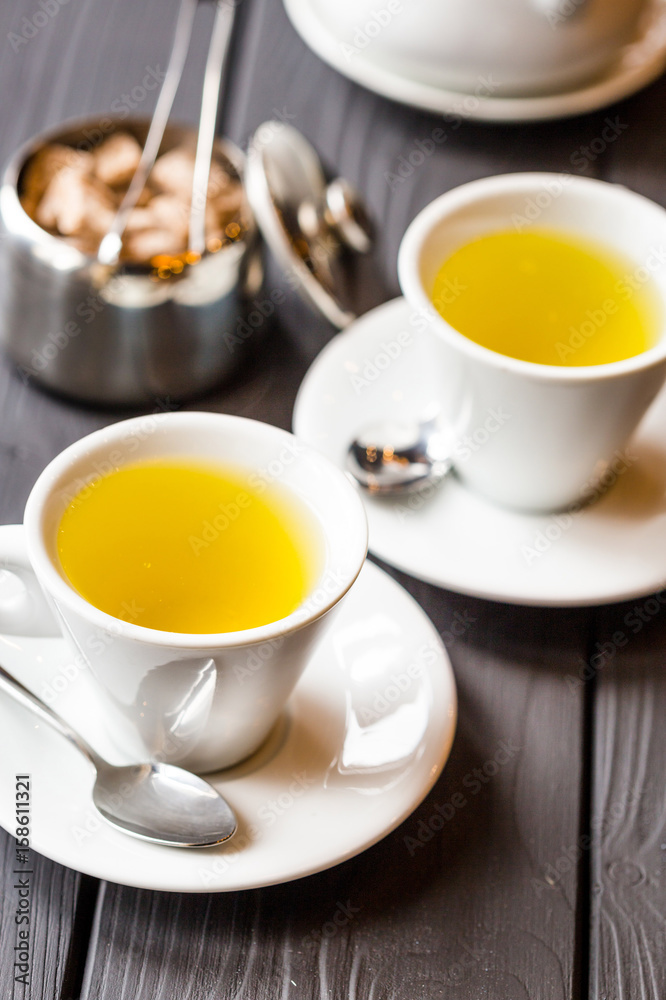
[57,459,321,633]
[431,229,661,366]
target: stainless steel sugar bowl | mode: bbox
[0,116,260,406]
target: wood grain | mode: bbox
[588,601,666,1000]
[586,73,666,1000]
[0,830,97,1000]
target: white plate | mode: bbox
[0,560,456,892]
[293,297,666,607]
[283,0,666,122]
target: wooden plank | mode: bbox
[0,828,98,1000]
[588,600,666,1000]
[0,4,112,992]
[0,5,202,997]
[587,58,666,1000]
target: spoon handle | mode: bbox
[0,662,104,770]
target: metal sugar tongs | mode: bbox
[97,0,236,268]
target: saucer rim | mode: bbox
[0,559,457,892]
[283,0,666,122]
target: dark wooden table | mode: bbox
[1,2,665,997]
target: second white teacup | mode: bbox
[398,172,666,512]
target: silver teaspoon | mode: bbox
[0,663,237,848]
[346,417,452,496]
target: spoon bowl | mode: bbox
[346,418,452,496]
[92,761,237,848]
[0,663,237,848]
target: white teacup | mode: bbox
[329,0,648,96]
[0,413,368,772]
[398,172,666,512]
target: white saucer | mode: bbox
[0,560,456,892]
[293,297,666,607]
[284,0,666,122]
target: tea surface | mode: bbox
[432,229,661,366]
[57,459,321,633]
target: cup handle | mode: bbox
[0,524,61,637]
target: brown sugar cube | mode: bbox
[123,206,157,233]
[122,226,187,262]
[149,194,189,241]
[62,231,101,256]
[205,160,236,202]
[149,147,196,199]
[121,197,188,258]
[204,199,223,238]
[94,132,142,188]
[21,144,93,217]
[135,185,152,207]
[204,161,237,200]
[36,167,115,236]
[211,183,243,226]
[150,145,235,201]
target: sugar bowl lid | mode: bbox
[245,122,372,329]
